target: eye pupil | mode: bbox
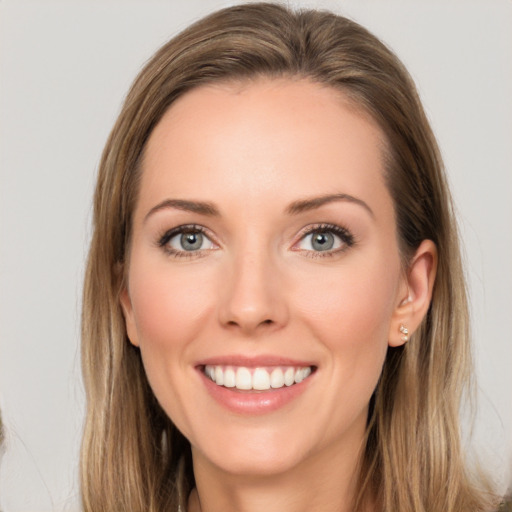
[181,232,203,251]
[312,231,334,251]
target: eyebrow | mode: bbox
[286,193,374,218]
[144,198,220,222]
[144,192,374,223]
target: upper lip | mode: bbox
[196,354,316,368]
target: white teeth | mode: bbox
[236,367,252,390]
[253,368,271,390]
[204,365,313,390]
[295,367,312,383]
[223,367,236,388]
[270,368,285,388]
[284,367,295,386]
[215,366,224,386]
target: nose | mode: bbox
[217,247,289,335]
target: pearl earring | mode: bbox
[399,324,409,342]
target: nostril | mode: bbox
[224,317,274,332]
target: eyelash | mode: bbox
[157,223,355,259]
[157,224,214,259]
[294,223,355,258]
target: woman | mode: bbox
[81,3,499,511]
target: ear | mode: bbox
[120,285,140,347]
[388,239,438,347]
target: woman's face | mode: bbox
[121,79,409,477]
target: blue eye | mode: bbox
[171,231,211,251]
[159,225,215,256]
[297,225,353,253]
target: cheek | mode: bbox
[129,260,214,351]
[126,259,219,434]
[298,260,397,338]
[293,253,400,389]
[126,256,217,407]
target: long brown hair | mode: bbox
[81,3,497,511]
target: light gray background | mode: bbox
[0,1,511,510]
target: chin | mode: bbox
[192,427,312,477]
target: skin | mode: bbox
[121,78,436,512]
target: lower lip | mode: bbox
[198,368,314,415]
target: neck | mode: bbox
[187,435,369,512]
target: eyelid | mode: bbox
[156,222,354,258]
[157,224,219,257]
[292,223,355,255]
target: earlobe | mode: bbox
[120,286,139,347]
[388,239,438,347]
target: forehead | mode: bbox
[138,78,391,217]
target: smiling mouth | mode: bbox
[202,365,315,391]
